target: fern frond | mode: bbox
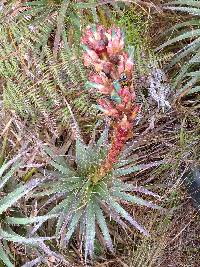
[0,2,100,134]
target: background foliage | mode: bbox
[0,0,199,266]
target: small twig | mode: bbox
[0,118,12,139]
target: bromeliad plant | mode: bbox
[35,24,162,261]
[41,129,161,261]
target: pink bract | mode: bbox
[82,25,108,54]
[98,99,119,117]
[117,53,134,79]
[118,86,135,104]
[89,73,114,94]
[106,28,125,57]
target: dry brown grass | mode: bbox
[91,191,199,267]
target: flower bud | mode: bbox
[82,25,108,54]
[118,86,134,104]
[118,53,134,80]
[89,73,114,94]
[106,28,125,56]
[98,99,119,117]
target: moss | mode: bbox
[112,5,150,49]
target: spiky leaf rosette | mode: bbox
[39,129,161,260]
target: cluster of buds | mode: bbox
[82,25,140,178]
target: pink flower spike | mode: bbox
[83,53,92,67]
[83,50,107,72]
[117,53,127,75]
[89,73,103,84]
[83,49,100,66]
[119,115,132,130]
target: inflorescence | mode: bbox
[82,25,140,179]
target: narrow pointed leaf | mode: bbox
[21,257,42,267]
[0,179,40,215]
[112,191,161,210]
[5,214,58,225]
[64,209,82,245]
[114,161,163,177]
[49,160,75,176]
[96,127,109,150]
[95,203,113,252]
[156,29,200,51]
[113,180,160,198]
[85,200,96,260]
[76,139,94,172]
[174,52,200,87]
[0,160,21,189]
[168,37,200,69]
[109,200,149,236]
[0,229,54,244]
[115,158,136,168]
[165,0,200,8]
[43,145,69,167]
[165,6,200,16]
[0,153,23,178]
[49,193,75,215]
